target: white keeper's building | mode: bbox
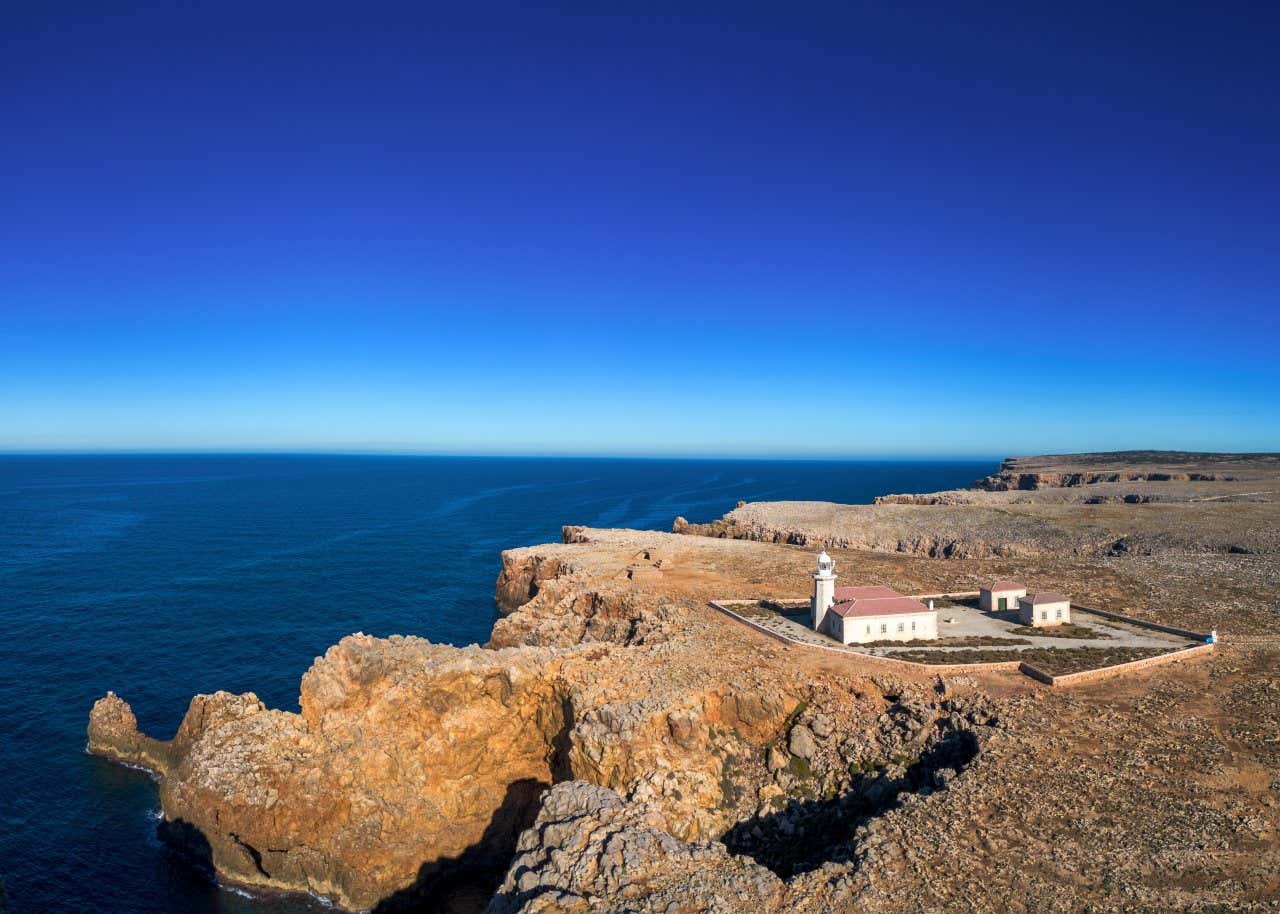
[811,551,937,645]
[1019,592,1072,627]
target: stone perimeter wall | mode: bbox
[709,599,1216,687]
[1019,643,1217,687]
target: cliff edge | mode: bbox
[87,453,1280,913]
[89,636,582,910]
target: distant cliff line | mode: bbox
[674,451,1279,559]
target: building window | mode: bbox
[897,622,904,632]
[880,623,887,634]
[1041,610,1047,621]
[1055,608,1063,619]
[865,625,870,635]
[911,620,917,631]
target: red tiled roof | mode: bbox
[833,585,901,601]
[983,581,1025,592]
[830,596,931,619]
[1021,592,1069,605]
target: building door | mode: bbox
[998,597,1007,611]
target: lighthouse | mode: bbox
[812,550,837,632]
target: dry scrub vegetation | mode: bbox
[90,452,1280,913]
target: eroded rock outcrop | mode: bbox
[972,452,1248,491]
[487,683,1004,914]
[721,688,998,879]
[88,690,175,773]
[485,781,785,914]
[566,682,795,841]
[89,635,583,910]
[491,528,682,648]
[672,505,1056,559]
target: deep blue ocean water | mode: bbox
[0,454,993,913]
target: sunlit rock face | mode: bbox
[89,635,577,910]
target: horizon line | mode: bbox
[0,447,1009,462]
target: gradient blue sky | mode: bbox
[3,2,1277,456]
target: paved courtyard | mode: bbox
[725,596,1196,658]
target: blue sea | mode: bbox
[0,454,992,913]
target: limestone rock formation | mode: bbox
[972,453,1238,491]
[492,529,670,648]
[88,635,580,911]
[88,690,173,772]
[485,781,785,914]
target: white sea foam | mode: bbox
[217,877,337,909]
[85,745,162,781]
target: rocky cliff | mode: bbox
[674,503,1069,558]
[487,687,1002,914]
[87,453,1280,913]
[89,636,583,910]
[491,530,663,648]
[677,450,1280,559]
[87,529,841,908]
[88,526,1005,911]
[981,451,1280,490]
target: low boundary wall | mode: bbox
[1019,642,1217,686]
[711,599,1216,688]
[909,594,1216,646]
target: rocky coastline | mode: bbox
[88,452,1280,913]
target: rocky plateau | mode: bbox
[89,451,1280,913]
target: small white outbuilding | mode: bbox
[1018,592,1071,627]
[980,580,1026,612]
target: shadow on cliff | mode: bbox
[156,818,216,876]
[149,701,578,914]
[722,728,979,878]
[372,777,548,914]
[149,783,548,914]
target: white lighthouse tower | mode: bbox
[812,550,837,632]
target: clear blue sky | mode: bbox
[3,2,1277,457]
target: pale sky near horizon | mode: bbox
[3,3,1277,457]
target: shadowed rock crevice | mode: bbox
[548,694,575,783]
[229,832,270,878]
[155,818,216,877]
[721,720,982,878]
[373,779,548,914]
